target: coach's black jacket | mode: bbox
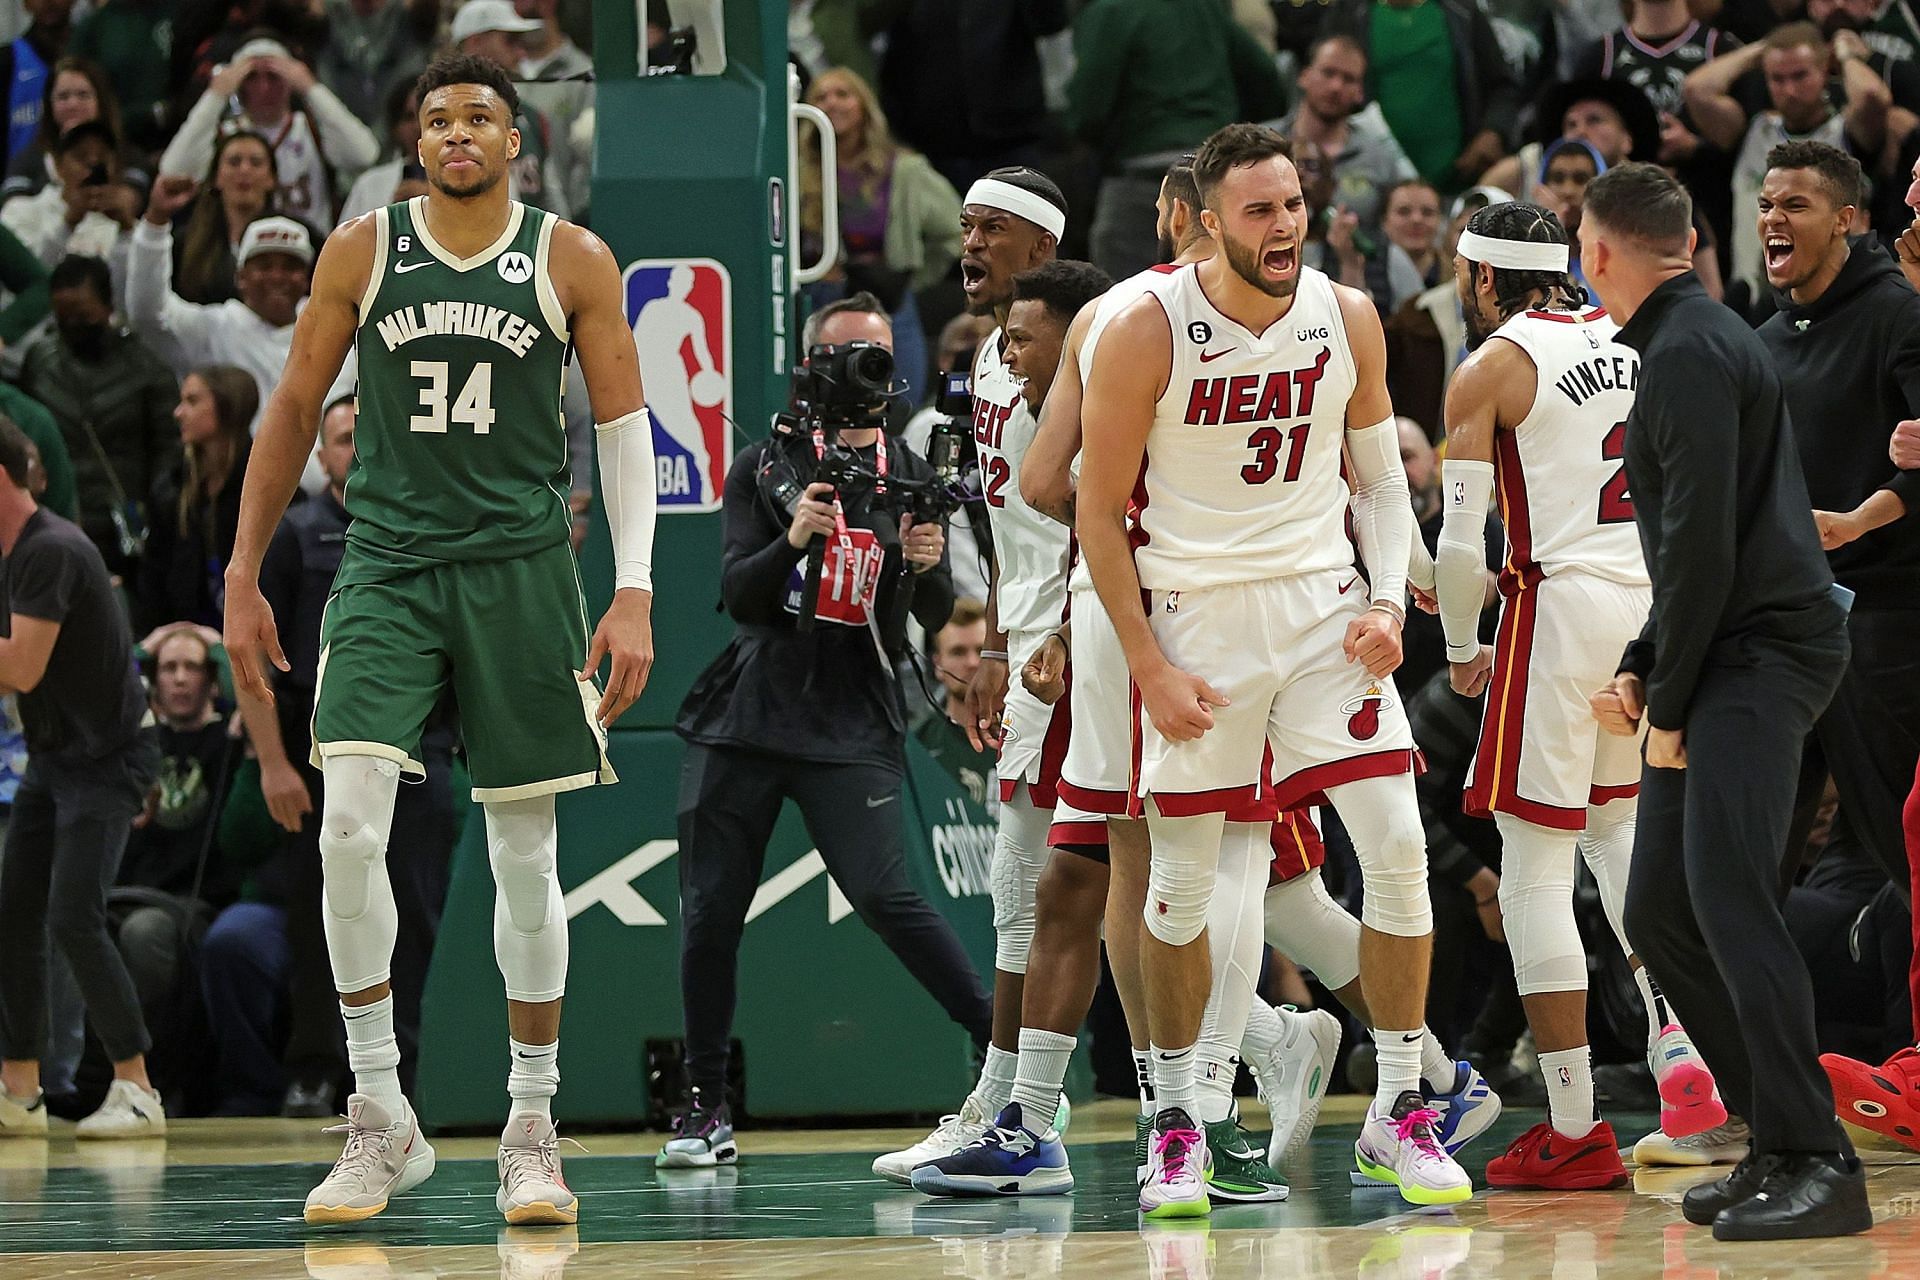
[1759,237,1920,613]
[1612,272,1845,731]
[676,434,955,772]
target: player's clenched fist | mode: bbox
[1589,672,1645,737]
[962,652,1010,751]
[1892,419,1920,470]
[1022,630,1068,706]
[1342,607,1403,678]
[1138,661,1229,743]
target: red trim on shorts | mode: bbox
[1272,749,1418,810]
[1269,808,1327,884]
[1486,790,1588,831]
[1227,747,1283,822]
[1147,782,1264,818]
[1464,576,1540,822]
[1048,819,1110,847]
[1057,778,1129,815]
[1590,782,1640,806]
[999,777,1018,803]
[1026,688,1073,810]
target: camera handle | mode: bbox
[796,531,828,632]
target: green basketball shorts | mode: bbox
[311,540,617,801]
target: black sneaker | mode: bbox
[657,1092,737,1169]
[1681,1151,1777,1225]
[1711,1152,1873,1242]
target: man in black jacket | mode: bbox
[1583,162,1867,1241]
[1753,142,1920,910]
[665,294,992,1167]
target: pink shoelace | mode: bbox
[1392,1107,1446,1158]
[1154,1127,1203,1180]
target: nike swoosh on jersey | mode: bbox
[865,794,896,808]
[393,260,432,274]
[1339,577,1361,594]
[1199,348,1237,363]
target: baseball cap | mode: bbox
[451,0,542,46]
[239,216,314,267]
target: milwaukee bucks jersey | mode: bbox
[348,197,572,571]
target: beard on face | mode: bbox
[432,159,504,200]
[1458,275,1498,350]
[1220,226,1297,299]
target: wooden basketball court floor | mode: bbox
[6,1097,1920,1279]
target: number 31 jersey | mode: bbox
[1486,308,1650,593]
[350,197,573,570]
[1134,262,1356,591]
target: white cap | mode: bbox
[230,36,293,64]
[238,216,314,267]
[451,0,542,46]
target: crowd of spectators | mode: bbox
[1,0,1913,1124]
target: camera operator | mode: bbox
[663,293,994,1167]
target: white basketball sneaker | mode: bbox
[873,1094,992,1183]
[0,1088,49,1138]
[1353,1091,1473,1206]
[1139,1108,1212,1219]
[1247,1006,1342,1172]
[1632,1116,1752,1167]
[497,1111,580,1225]
[305,1094,437,1225]
[75,1080,167,1140]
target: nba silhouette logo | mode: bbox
[624,258,732,513]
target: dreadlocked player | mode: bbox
[1437,201,1727,1190]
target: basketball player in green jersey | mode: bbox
[223,53,657,1227]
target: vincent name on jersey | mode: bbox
[374,301,544,358]
[1553,352,1639,408]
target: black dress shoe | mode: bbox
[1681,1152,1777,1225]
[1712,1153,1874,1242]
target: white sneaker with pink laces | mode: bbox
[1353,1091,1473,1206]
[1138,1107,1211,1219]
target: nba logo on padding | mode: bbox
[624,258,733,513]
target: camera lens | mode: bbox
[846,344,895,395]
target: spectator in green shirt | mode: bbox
[1320,0,1521,194]
[914,598,998,812]
[1067,0,1288,277]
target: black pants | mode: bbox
[279,700,453,1094]
[0,738,159,1064]
[1781,608,1920,901]
[676,743,993,1099]
[1625,632,1850,1156]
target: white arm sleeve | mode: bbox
[1347,416,1414,609]
[595,407,657,593]
[1406,508,1435,593]
[1436,458,1496,661]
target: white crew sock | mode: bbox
[1372,1027,1423,1115]
[1150,1042,1198,1121]
[1540,1045,1597,1139]
[508,1037,560,1123]
[1133,1048,1155,1115]
[342,996,404,1115]
[1007,1029,1076,1126]
[970,1045,1018,1118]
[1420,1029,1456,1092]
[1635,965,1674,1043]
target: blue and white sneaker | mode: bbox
[655,1092,737,1169]
[909,1103,1074,1197]
[1421,1060,1502,1156]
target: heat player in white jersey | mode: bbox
[1437,204,1725,1190]
[1079,124,1467,1215]
[873,168,1075,1184]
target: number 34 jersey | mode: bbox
[1134,263,1357,591]
[1485,308,1650,592]
[350,197,573,570]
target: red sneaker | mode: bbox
[1822,1047,1920,1153]
[1485,1121,1629,1190]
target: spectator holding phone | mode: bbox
[0,122,138,292]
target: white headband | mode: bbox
[964,178,1066,240]
[1456,229,1570,272]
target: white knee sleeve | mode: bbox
[1143,810,1226,946]
[1579,798,1637,958]
[1327,775,1432,937]
[1494,813,1586,996]
[1198,823,1268,1101]
[990,790,1051,974]
[319,755,401,993]
[486,795,568,1003]
[1264,869,1363,989]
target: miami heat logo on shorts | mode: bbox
[1342,684,1393,742]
